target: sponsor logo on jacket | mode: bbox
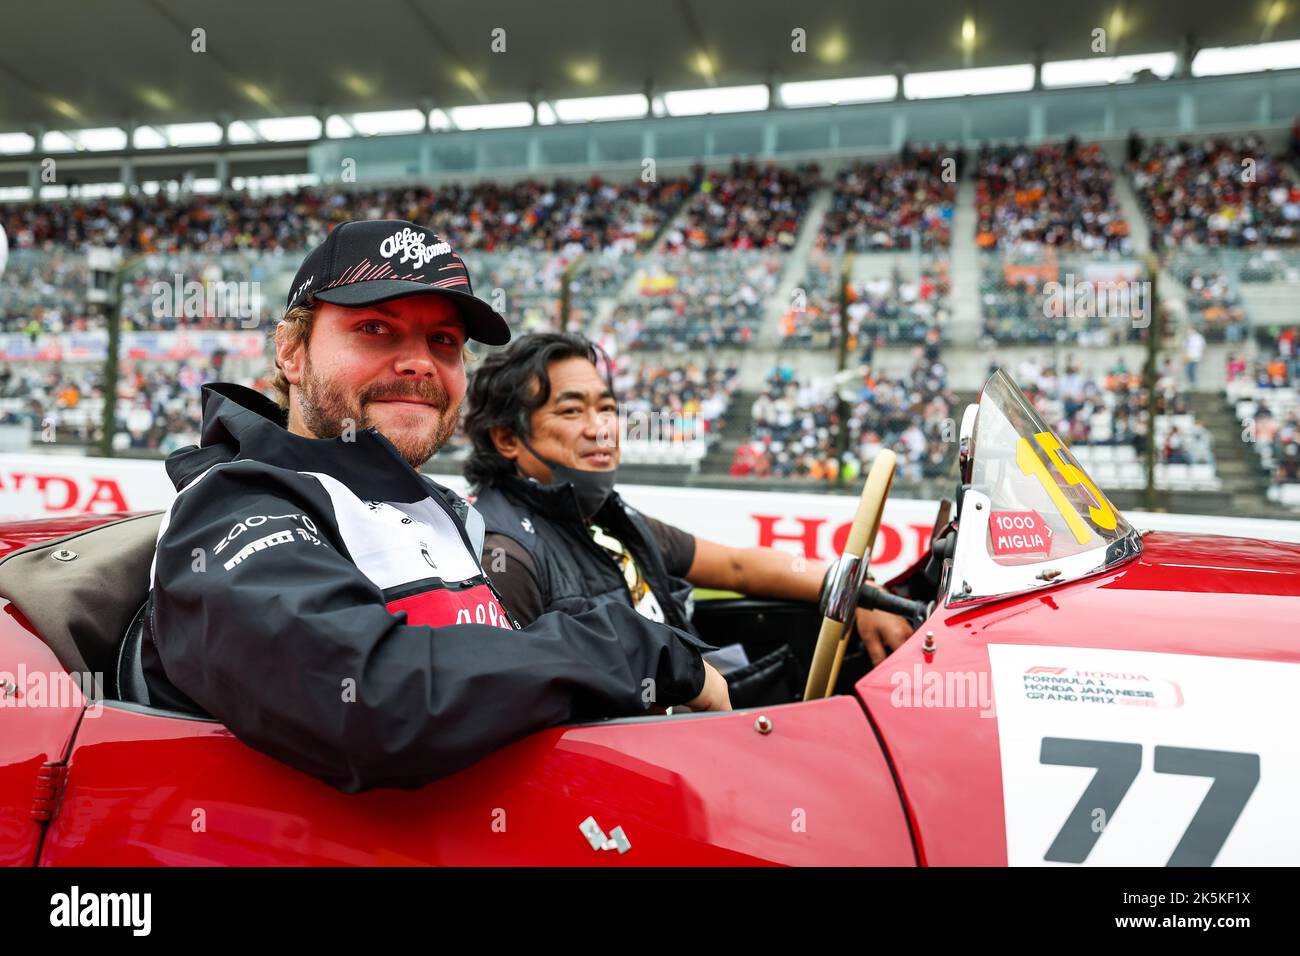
[379,227,449,269]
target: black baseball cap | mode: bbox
[285,219,510,345]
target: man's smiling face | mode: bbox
[276,295,468,469]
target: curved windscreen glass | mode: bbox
[970,369,1135,568]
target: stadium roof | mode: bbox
[2,0,1298,132]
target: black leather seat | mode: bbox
[115,600,151,706]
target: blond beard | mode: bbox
[295,352,460,469]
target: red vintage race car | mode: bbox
[1,369,1296,867]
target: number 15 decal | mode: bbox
[1040,737,1260,866]
[1016,432,1117,545]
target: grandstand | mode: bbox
[4,1,1300,519]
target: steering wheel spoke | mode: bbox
[803,449,896,701]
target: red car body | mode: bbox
[4,510,1298,867]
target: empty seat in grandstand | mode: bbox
[1278,483,1300,507]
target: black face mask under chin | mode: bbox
[520,438,617,520]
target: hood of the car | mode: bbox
[1106,530,1300,599]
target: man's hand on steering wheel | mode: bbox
[854,595,913,666]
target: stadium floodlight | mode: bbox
[346,110,424,136]
[1043,52,1178,88]
[448,102,534,130]
[1193,39,1300,76]
[132,126,167,149]
[552,93,648,123]
[903,63,1034,99]
[154,123,223,147]
[227,120,259,144]
[662,84,769,116]
[231,173,320,193]
[779,75,897,107]
[77,183,127,198]
[79,127,129,150]
[325,115,356,139]
[0,132,35,154]
[42,127,128,151]
[252,116,323,141]
[41,131,76,152]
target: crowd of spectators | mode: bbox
[466,247,630,337]
[1129,133,1300,249]
[976,139,1131,254]
[0,359,265,454]
[1230,327,1300,488]
[660,160,819,252]
[781,253,950,349]
[0,250,95,334]
[613,360,739,444]
[598,250,781,351]
[1241,326,1298,387]
[1255,406,1300,485]
[1,175,689,256]
[1012,355,1214,465]
[818,146,957,251]
[731,344,957,483]
[1174,268,1248,342]
[979,266,1151,347]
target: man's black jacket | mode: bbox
[143,383,708,792]
[472,474,697,631]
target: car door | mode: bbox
[0,605,85,867]
[40,694,915,866]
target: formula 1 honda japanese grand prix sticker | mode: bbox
[987,644,1300,866]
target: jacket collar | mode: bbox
[166,382,438,504]
[494,471,624,527]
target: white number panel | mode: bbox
[987,644,1300,866]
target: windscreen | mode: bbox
[970,369,1135,569]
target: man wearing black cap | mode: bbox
[142,220,729,794]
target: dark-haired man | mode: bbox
[464,333,914,668]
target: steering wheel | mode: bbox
[803,449,896,701]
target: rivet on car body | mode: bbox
[754,715,773,735]
[962,581,972,595]
[974,502,983,510]
[51,549,77,562]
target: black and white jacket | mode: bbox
[143,383,708,792]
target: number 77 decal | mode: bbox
[1039,737,1260,866]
